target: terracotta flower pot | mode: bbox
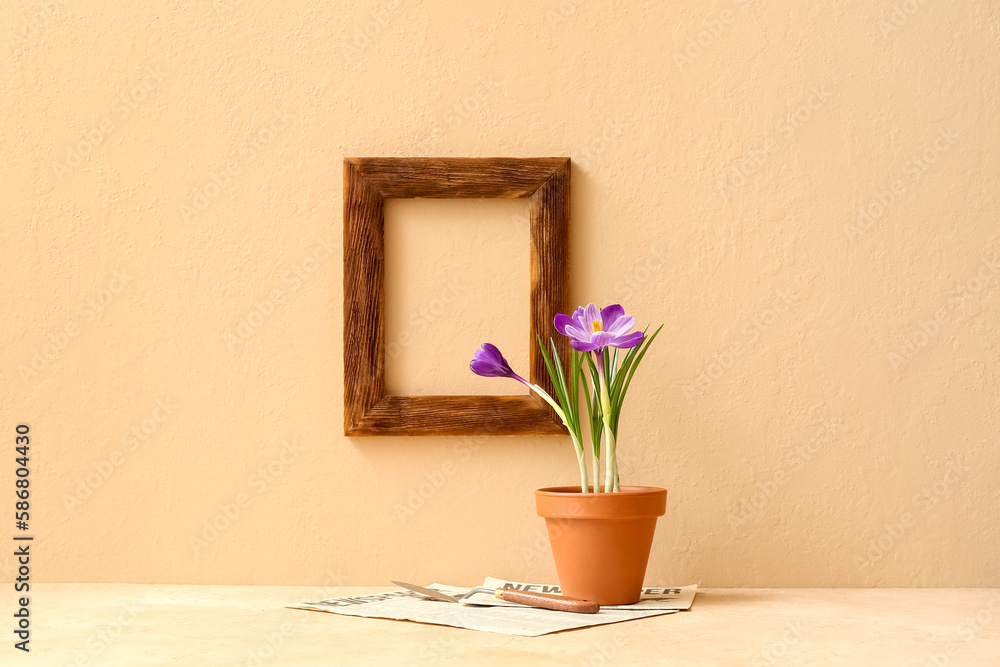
[535,486,667,605]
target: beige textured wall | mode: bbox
[2,0,998,587]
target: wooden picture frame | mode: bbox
[344,157,570,436]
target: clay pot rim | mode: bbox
[535,485,667,519]
[536,485,666,497]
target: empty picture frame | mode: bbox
[344,157,571,436]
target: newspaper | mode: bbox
[462,578,697,611]
[289,579,697,637]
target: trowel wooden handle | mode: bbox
[497,589,600,614]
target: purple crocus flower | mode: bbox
[554,303,644,353]
[469,343,530,386]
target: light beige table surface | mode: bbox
[16,585,1000,666]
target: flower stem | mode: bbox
[603,424,618,492]
[528,381,588,492]
[575,444,589,493]
[612,449,620,492]
[592,454,600,493]
[528,383,567,424]
[596,361,618,493]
